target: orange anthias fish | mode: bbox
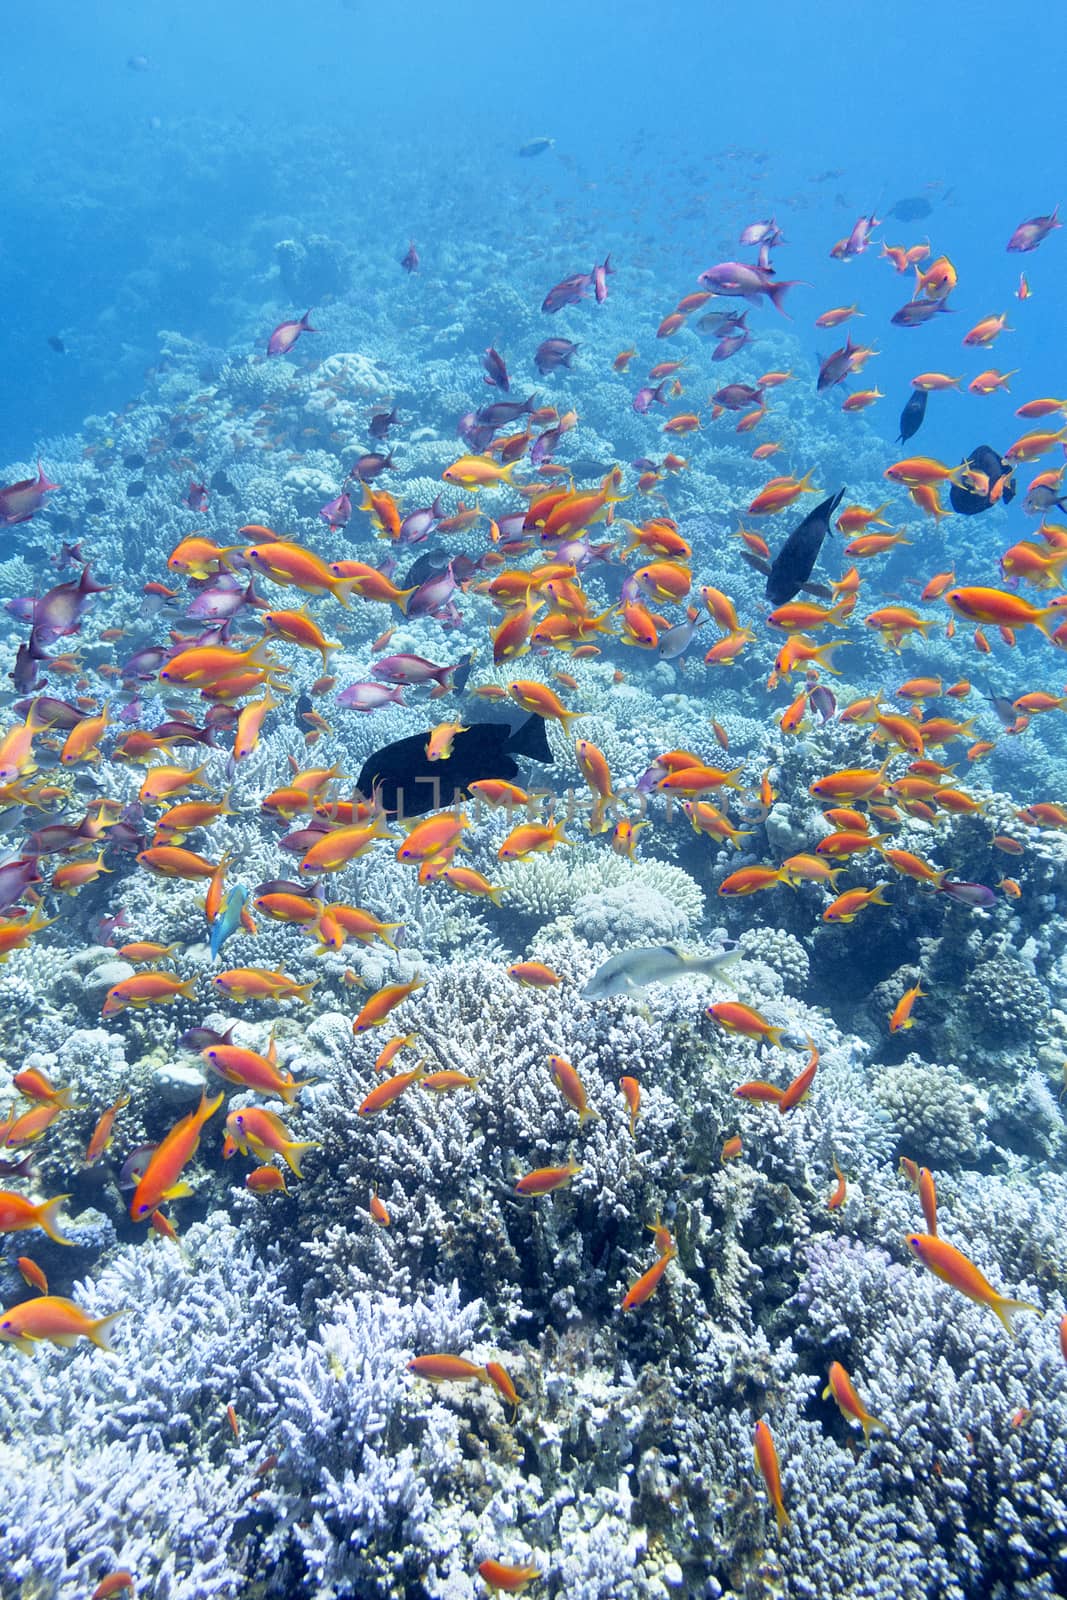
[906,1233,1041,1335]
[753,1419,789,1535]
[0,1295,127,1355]
[130,1090,224,1221]
[823,1362,888,1443]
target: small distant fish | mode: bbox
[47,336,65,355]
[518,137,554,157]
[582,942,739,1000]
[887,195,932,222]
[126,54,151,71]
[400,240,419,273]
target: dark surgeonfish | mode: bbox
[897,388,927,444]
[764,490,845,605]
[357,714,554,819]
[949,445,1016,516]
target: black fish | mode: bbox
[888,196,932,222]
[765,490,845,605]
[739,551,832,600]
[357,715,553,819]
[897,388,928,443]
[949,445,1016,517]
[402,548,451,587]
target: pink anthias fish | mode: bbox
[371,653,461,688]
[1006,206,1060,253]
[739,218,785,248]
[542,271,594,314]
[33,564,109,644]
[183,481,209,511]
[834,211,881,259]
[319,491,352,530]
[0,461,60,525]
[337,681,406,712]
[696,262,801,317]
[267,310,317,357]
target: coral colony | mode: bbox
[2,168,1067,1600]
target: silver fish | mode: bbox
[582,942,739,1000]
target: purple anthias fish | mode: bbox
[11,631,50,693]
[808,685,836,723]
[33,564,109,645]
[552,536,614,569]
[0,856,42,911]
[542,271,594,314]
[186,574,257,622]
[696,262,801,316]
[457,413,496,453]
[406,563,457,619]
[401,240,419,273]
[398,496,443,545]
[534,338,579,375]
[1007,206,1060,253]
[350,452,394,482]
[890,299,952,328]
[938,879,997,910]
[817,335,863,392]
[267,310,316,357]
[842,212,880,257]
[319,490,353,530]
[739,218,785,248]
[530,425,563,466]
[183,481,209,511]
[121,644,169,680]
[713,330,751,362]
[371,653,459,688]
[482,346,510,391]
[369,407,399,440]
[475,396,536,429]
[13,695,82,728]
[593,254,613,303]
[633,381,668,415]
[712,383,763,410]
[338,681,406,712]
[0,461,60,525]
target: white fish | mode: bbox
[582,942,739,1000]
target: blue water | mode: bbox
[4,0,1063,460]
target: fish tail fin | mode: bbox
[295,981,317,1004]
[994,1294,1043,1337]
[764,279,797,318]
[282,1140,323,1179]
[280,1077,315,1105]
[37,1194,73,1246]
[1034,605,1062,639]
[89,1309,128,1353]
[393,586,417,615]
[870,882,892,906]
